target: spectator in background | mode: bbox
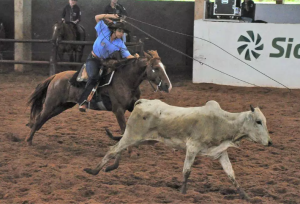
[104,0,129,42]
[241,0,255,23]
[62,0,84,40]
[104,0,128,17]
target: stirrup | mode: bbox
[79,100,88,112]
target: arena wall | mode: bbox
[255,4,300,24]
[193,20,300,88]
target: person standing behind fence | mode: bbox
[104,0,128,17]
[104,0,128,41]
[62,0,84,40]
[241,0,255,23]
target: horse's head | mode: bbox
[143,50,172,93]
[0,23,4,32]
[102,50,172,93]
[52,21,65,41]
[0,23,5,39]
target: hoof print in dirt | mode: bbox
[5,133,21,142]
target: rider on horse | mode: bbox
[104,0,128,18]
[61,0,84,41]
[78,13,139,112]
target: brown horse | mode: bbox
[0,22,5,60]
[26,50,172,147]
[52,21,85,62]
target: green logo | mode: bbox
[237,31,264,61]
[270,38,300,58]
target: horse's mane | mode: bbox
[104,57,139,69]
[147,50,160,59]
[122,58,138,66]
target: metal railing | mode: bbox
[0,38,144,76]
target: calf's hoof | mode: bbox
[238,188,250,201]
[105,165,118,172]
[84,168,99,175]
[26,139,33,146]
[242,194,250,201]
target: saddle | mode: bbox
[76,51,125,87]
[75,63,115,111]
[76,63,115,87]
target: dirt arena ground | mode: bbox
[0,67,299,204]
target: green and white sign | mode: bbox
[237,31,264,61]
[193,20,300,88]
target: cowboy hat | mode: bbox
[108,22,130,33]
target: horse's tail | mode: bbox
[27,75,56,125]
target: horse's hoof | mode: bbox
[84,168,99,175]
[26,140,33,146]
[105,128,114,138]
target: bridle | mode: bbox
[148,80,161,92]
[147,57,163,92]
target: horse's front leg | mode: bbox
[113,105,126,135]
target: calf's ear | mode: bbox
[250,105,255,112]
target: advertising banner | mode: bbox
[193,20,300,88]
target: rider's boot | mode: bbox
[78,83,97,112]
[78,69,103,112]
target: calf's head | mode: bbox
[243,105,272,146]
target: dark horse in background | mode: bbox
[0,22,5,60]
[52,21,86,62]
[26,50,172,149]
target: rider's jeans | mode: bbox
[78,53,102,105]
[85,53,102,87]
